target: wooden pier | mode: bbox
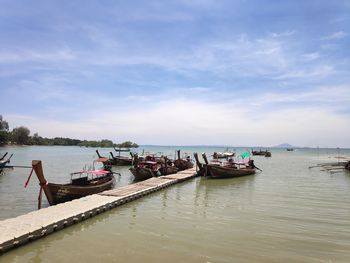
[0,167,197,254]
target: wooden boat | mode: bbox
[31,160,115,206]
[174,150,194,171]
[129,154,160,181]
[204,164,256,178]
[264,151,272,157]
[251,149,268,156]
[0,153,13,169]
[111,147,133,166]
[96,150,114,165]
[194,153,257,179]
[286,148,294,151]
[0,152,8,161]
[345,161,350,171]
[110,151,133,166]
[213,149,235,159]
[158,156,178,175]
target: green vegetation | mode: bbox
[115,141,139,148]
[0,115,138,148]
[78,140,114,148]
[0,115,10,145]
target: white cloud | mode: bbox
[302,53,320,61]
[5,95,350,147]
[270,30,296,38]
[0,48,76,64]
[321,31,348,40]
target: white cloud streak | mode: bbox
[5,88,350,147]
[321,31,348,40]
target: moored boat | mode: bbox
[96,150,114,166]
[158,156,178,175]
[345,161,350,171]
[194,153,258,179]
[111,147,133,166]
[0,153,13,169]
[31,160,115,206]
[213,149,235,159]
[110,151,133,166]
[251,149,269,156]
[129,154,160,181]
[174,150,194,171]
[264,151,272,157]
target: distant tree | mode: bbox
[100,139,114,147]
[116,141,139,148]
[0,130,9,145]
[0,115,9,131]
[30,132,45,145]
[11,126,30,145]
[78,139,115,148]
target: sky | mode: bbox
[0,0,350,147]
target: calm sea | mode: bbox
[1,146,350,262]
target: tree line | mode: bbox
[0,115,138,148]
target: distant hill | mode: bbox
[273,143,296,148]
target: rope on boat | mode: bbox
[24,168,34,188]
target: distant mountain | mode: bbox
[273,143,296,148]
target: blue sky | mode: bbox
[1,0,350,147]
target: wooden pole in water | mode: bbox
[177,150,181,160]
[32,160,54,206]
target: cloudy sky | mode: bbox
[1,0,349,147]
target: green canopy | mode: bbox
[239,152,251,158]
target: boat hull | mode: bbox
[130,167,157,181]
[205,164,255,179]
[113,157,133,166]
[174,159,194,171]
[159,166,178,175]
[47,175,115,204]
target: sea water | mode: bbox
[0,146,349,262]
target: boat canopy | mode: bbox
[72,170,110,175]
[239,152,251,158]
[96,157,109,162]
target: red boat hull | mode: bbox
[205,164,255,178]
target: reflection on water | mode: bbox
[1,146,350,262]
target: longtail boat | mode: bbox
[158,156,178,175]
[31,160,115,207]
[251,149,269,156]
[346,161,350,171]
[264,151,272,157]
[174,150,194,171]
[194,153,258,179]
[0,153,13,169]
[129,154,161,181]
[0,152,8,161]
[110,148,133,166]
[213,149,235,159]
[96,150,114,165]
